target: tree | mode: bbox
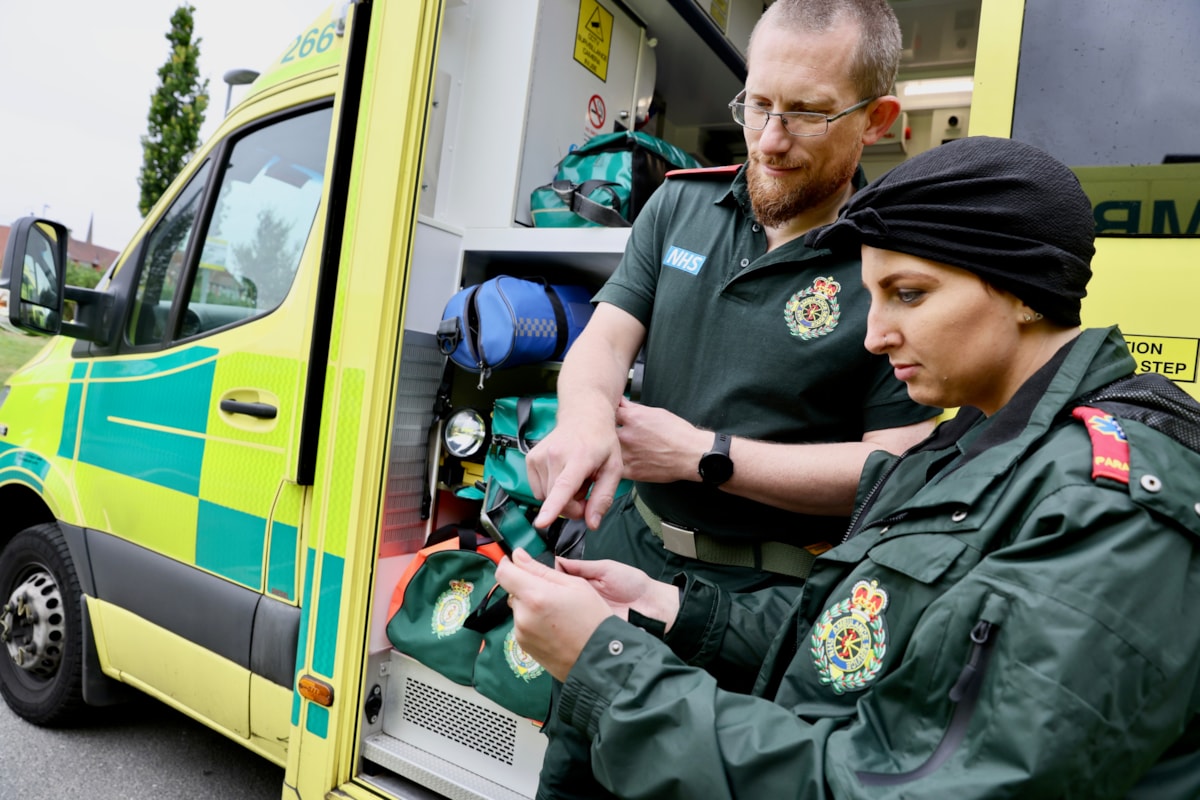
[138,5,209,218]
[231,208,300,309]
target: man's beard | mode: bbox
[746,153,857,228]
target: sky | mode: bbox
[0,0,333,253]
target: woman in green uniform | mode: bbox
[497,135,1200,799]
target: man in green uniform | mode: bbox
[525,2,936,796]
[527,0,936,592]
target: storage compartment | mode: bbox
[362,652,547,800]
[515,0,651,226]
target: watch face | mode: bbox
[699,452,734,485]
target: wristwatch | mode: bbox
[698,432,734,486]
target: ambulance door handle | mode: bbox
[220,399,278,419]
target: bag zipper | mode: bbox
[464,285,490,389]
[489,433,542,459]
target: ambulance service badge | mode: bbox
[811,579,889,694]
[504,629,546,682]
[432,579,474,638]
[785,276,842,339]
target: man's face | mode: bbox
[742,20,869,228]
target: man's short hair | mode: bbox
[748,0,902,101]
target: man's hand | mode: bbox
[495,549,615,682]
[615,398,709,483]
[526,424,625,529]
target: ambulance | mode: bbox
[1,1,1196,798]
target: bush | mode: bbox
[66,261,102,289]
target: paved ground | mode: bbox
[0,692,285,800]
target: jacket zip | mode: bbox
[856,618,999,787]
[841,450,911,544]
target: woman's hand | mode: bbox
[495,549,615,681]
[556,557,681,630]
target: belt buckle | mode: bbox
[660,521,699,560]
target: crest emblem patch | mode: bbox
[431,579,474,638]
[504,629,546,682]
[811,579,889,694]
[785,276,842,339]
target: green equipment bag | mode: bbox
[385,525,554,722]
[484,395,561,506]
[484,395,634,508]
[530,130,701,228]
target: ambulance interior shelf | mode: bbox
[458,226,631,288]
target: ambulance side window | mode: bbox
[124,104,333,348]
[126,161,213,347]
[179,105,332,338]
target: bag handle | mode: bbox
[515,395,535,454]
[463,585,512,633]
[550,178,631,228]
[461,551,557,634]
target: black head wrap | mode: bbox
[807,136,1094,325]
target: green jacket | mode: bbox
[557,327,1200,799]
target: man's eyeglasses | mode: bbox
[728,91,875,137]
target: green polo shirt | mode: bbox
[593,165,936,544]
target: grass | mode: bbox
[0,326,49,384]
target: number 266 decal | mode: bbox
[282,22,337,63]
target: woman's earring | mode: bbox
[1023,313,1032,322]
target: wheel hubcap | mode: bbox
[1,570,66,678]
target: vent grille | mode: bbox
[381,331,445,556]
[401,676,518,765]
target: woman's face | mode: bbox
[861,246,1031,415]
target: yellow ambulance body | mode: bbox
[0,1,1195,798]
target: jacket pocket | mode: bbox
[856,591,1010,787]
[865,533,968,584]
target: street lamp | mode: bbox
[223,68,261,115]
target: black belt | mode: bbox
[633,491,826,579]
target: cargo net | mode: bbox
[1075,372,1200,454]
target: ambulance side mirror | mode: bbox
[3,216,67,335]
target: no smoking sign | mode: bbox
[587,94,606,130]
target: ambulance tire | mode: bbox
[0,523,88,726]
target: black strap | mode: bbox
[462,586,512,633]
[435,317,461,355]
[629,347,646,402]
[515,396,535,454]
[550,178,631,228]
[542,283,570,360]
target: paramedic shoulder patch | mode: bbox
[1072,406,1131,484]
[785,276,842,339]
[432,579,474,638]
[811,579,889,694]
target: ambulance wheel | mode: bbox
[0,523,87,726]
